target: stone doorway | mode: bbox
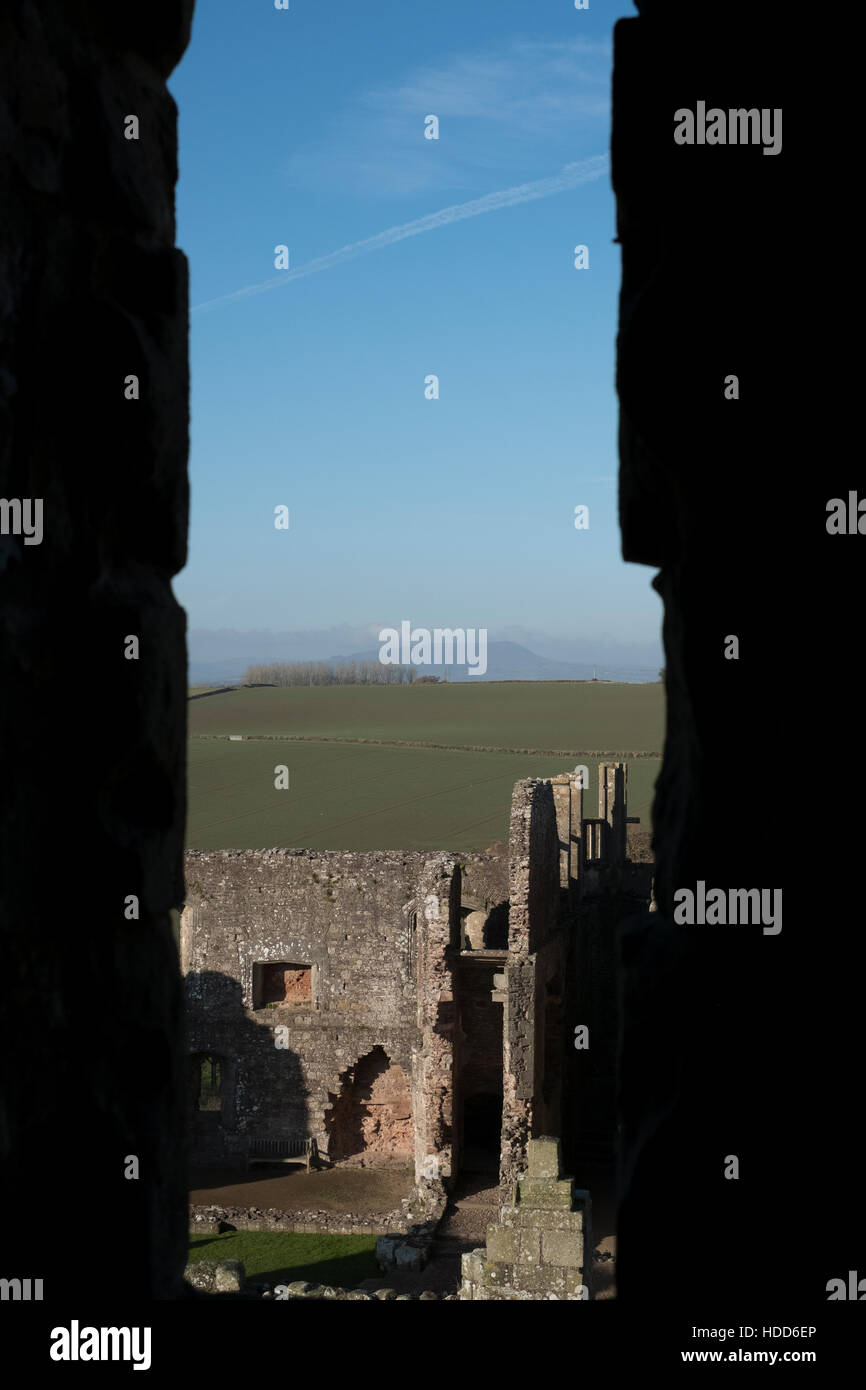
[325,1046,413,1165]
[461,1092,503,1172]
[457,959,506,1175]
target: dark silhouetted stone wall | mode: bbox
[1,1,194,1300]
[614,4,862,1306]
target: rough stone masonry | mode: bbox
[182,766,652,1266]
[459,1137,591,1300]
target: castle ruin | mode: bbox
[181,762,652,1293]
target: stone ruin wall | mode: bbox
[181,773,641,1218]
[500,779,566,1195]
[182,846,508,1183]
[183,849,422,1167]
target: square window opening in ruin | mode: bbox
[254,962,313,1009]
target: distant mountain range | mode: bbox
[329,640,658,683]
[189,634,662,686]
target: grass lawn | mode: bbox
[187,1230,378,1288]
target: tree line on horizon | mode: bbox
[243,660,436,687]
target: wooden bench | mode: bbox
[246,1137,318,1173]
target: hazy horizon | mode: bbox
[187,623,663,685]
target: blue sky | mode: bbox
[170,0,662,664]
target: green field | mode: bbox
[189,681,665,751]
[187,684,663,852]
[187,1230,378,1287]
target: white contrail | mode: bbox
[191,153,609,313]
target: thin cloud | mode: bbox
[192,154,609,314]
[286,39,611,196]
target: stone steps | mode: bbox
[433,1194,499,1257]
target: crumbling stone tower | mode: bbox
[499,763,640,1192]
